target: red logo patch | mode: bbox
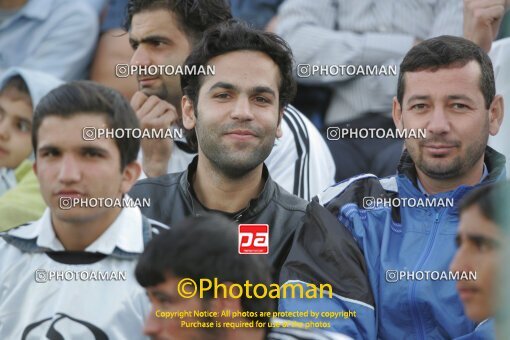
[238,224,269,254]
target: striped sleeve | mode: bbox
[283,106,310,199]
[148,218,170,235]
[265,105,335,200]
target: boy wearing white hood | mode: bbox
[0,68,62,231]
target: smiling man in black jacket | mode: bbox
[129,21,310,278]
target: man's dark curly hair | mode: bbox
[125,0,232,44]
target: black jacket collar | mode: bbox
[179,157,276,221]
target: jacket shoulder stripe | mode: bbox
[318,174,377,205]
[149,218,170,235]
[319,175,399,206]
[379,176,398,193]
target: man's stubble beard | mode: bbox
[140,81,172,103]
[194,111,276,180]
[406,120,489,180]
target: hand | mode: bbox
[464,0,506,52]
[130,91,178,177]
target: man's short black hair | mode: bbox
[125,0,232,44]
[397,35,495,109]
[181,19,296,110]
[180,20,297,149]
[32,81,140,171]
[459,181,510,229]
[135,214,275,323]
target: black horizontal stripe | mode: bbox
[45,251,107,264]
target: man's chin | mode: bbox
[138,81,166,97]
[213,156,263,179]
[418,161,462,180]
[465,306,490,325]
[140,87,162,97]
[53,209,100,224]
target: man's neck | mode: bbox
[416,158,486,195]
[193,157,265,213]
[51,207,122,251]
[0,0,27,10]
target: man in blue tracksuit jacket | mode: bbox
[279,35,506,339]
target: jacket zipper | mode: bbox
[409,211,442,339]
[234,213,243,222]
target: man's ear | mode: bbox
[182,96,197,130]
[120,160,142,193]
[33,161,38,176]
[392,96,404,130]
[276,109,284,138]
[488,94,504,136]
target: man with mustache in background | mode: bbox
[279,35,506,339]
[126,0,335,200]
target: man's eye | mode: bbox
[17,120,31,133]
[411,104,427,110]
[255,96,269,104]
[454,236,462,248]
[40,150,59,157]
[452,103,468,110]
[215,93,230,99]
[477,242,489,252]
[159,297,171,304]
[474,239,497,252]
[83,150,101,158]
[154,296,174,308]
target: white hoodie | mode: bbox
[0,67,63,195]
